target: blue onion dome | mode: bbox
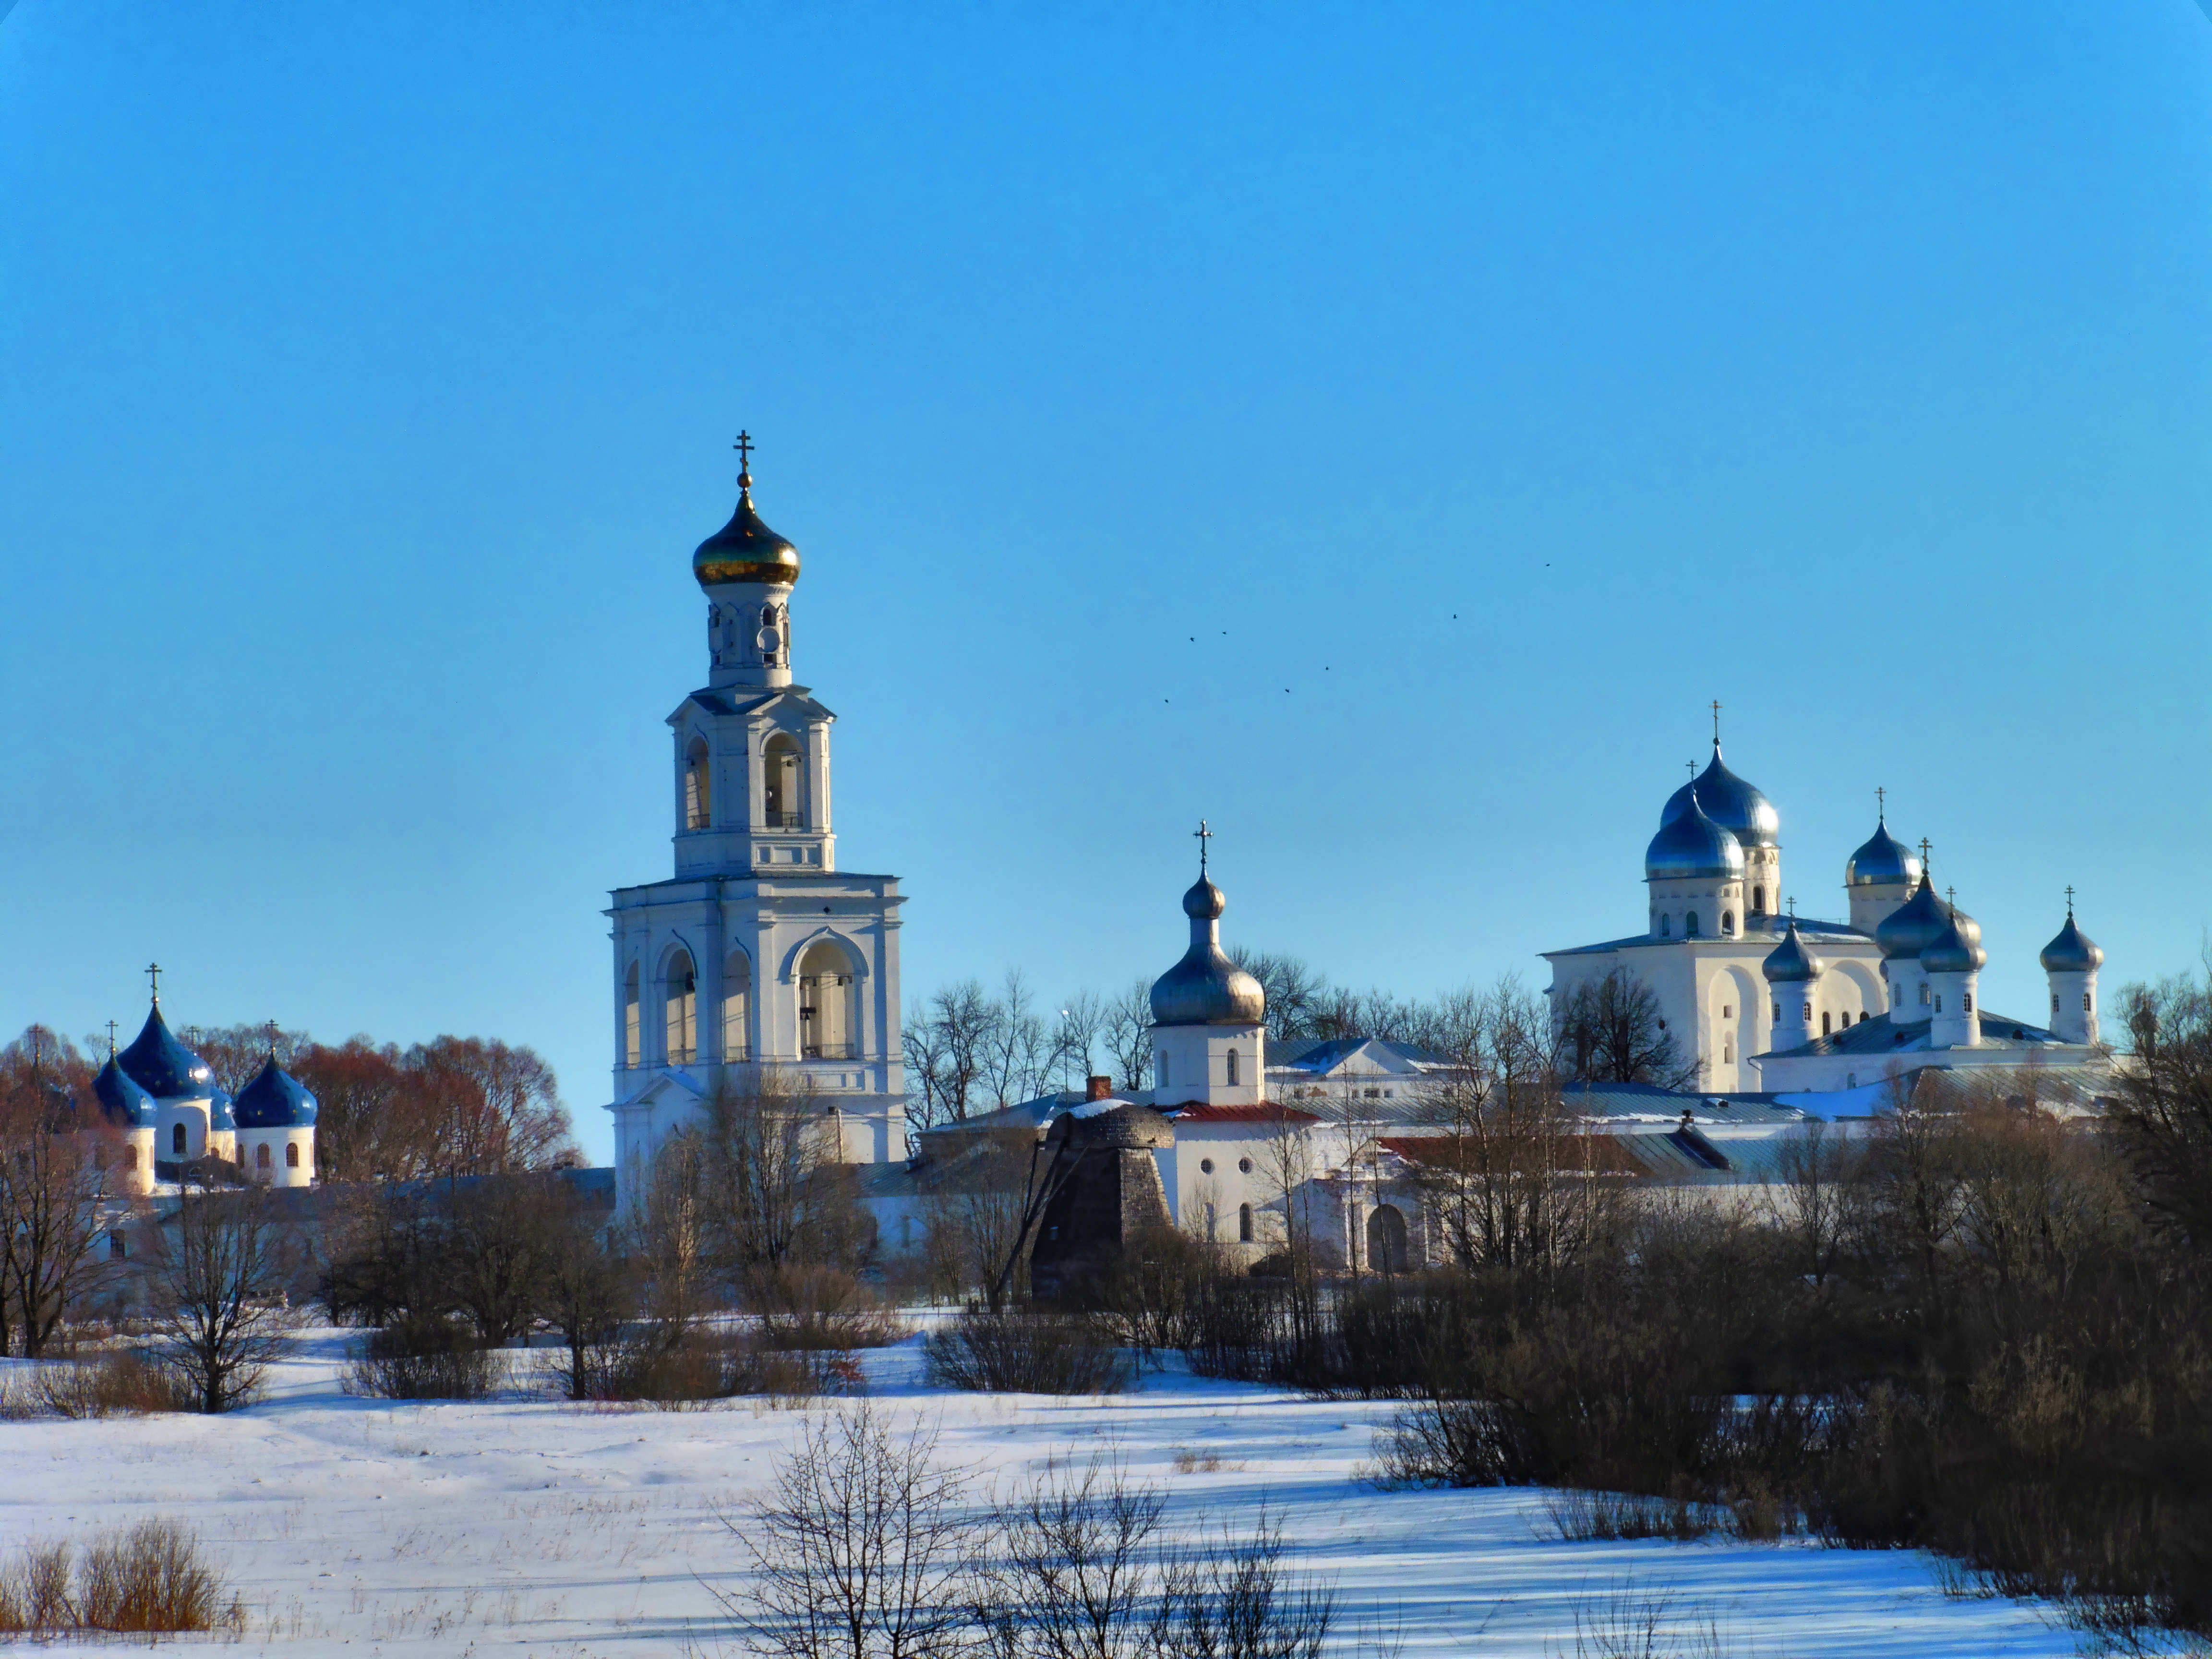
[233,1055,318,1130]
[1846,817,1920,888]
[118,1004,216,1100]
[209,1088,237,1133]
[1661,744,1779,851]
[1762,919,1826,985]
[1645,787,1745,881]
[2041,912,2104,974]
[1875,874,1951,961]
[1923,908,1988,975]
[93,1057,158,1130]
[1151,875,1266,1026]
[693,460,800,589]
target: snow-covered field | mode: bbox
[0,1329,2073,1658]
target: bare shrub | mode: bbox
[0,1367,42,1421]
[558,1323,841,1407]
[74,1519,240,1634]
[1544,1490,1718,1544]
[36,1350,197,1417]
[149,1185,303,1413]
[341,1317,508,1401]
[713,1402,981,1659]
[922,1308,1132,1395]
[1563,1580,1744,1659]
[750,1264,912,1351]
[986,1451,1173,1659]
[0,1539,72,1634]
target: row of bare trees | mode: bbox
[902,975,1157,1128]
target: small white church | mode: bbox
[1542,727,2109,1098]
[605,439,907,1208]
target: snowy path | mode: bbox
[0,1330,2070,1657]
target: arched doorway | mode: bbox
[1366,1203,1409,1274]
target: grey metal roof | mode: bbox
[1763,1008,2064,1060]
[1269,1036,1450,1072]
[1546,914,1870,958]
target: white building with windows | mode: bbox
[605,444,906,1208]
[1542,731,2110,1097]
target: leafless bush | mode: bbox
[1563,1580,1747,1659]
[341,1319,510,1400]
[750,1264,912,1351]
[1544,1491,1719,1544]
[557,1322,843,1406]
[922,1309,1132,1395]
[714,1402,982,1659]
[0,1539,72,1634]
[0,1522,240,1637]
[0,1368,41,1421]
[35,1350,198,1417]
[74,1519,241,1633]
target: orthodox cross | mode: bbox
[1875,785,1887,821]
[145,962,162,1004]
[1194,818,1212,876]
[1917,838,1933,874]
[2065,884,2076,918]
[265,1019,281,1057]
[106,1020,118,1058]
[1946,886,1957,910]
[1710,699,1722,744]
[1787,896,1797,919]
[1685,760,1697,781]
[733,430,755,489]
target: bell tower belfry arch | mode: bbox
[605,436,907,1210]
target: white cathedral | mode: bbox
[1542,733,2108,1098]
[605,440,906,1207]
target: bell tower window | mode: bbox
[684,738,712,830]
[1226,1047,1240,1086]
[624,962,641,1066]
[798,941,857,1060]
[764,734,801,829]
[722,949,753,1061]
[666,951,697,1063]
[1753,885,1766,914]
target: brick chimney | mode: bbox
[1086,1074,1113,1102]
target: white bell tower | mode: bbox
[605,435,908,1211]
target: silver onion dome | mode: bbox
[1646,786,1746,882]
[2041,912,2104,974]
[1150,875,1266,1027]
[1846,817,1920,888]
[1661,743,1779,852]
[1874,874,1951,961]
[1762,919,1826,985]
[1923,907,1988,976]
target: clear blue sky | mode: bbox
[4,2,2209,1162]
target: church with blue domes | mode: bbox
[89,991,318,1192]
[1543,726,2110,1098]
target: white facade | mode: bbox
[606,456,906,1209]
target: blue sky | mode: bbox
[3,2,2209,1162]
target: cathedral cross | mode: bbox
[1875,785,1886,820]
[1917,838,1932,874]
[1710,699,1722,744]
[1787,895,1796,919]
[733,430,755,490]
[1194,818,1212,876]
[106,1020,118,1058]
[145,962,162,1005]
[265,1019,280,1057]
[2065,884,2076,918]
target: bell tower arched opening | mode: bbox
[764,734,801,829]
[722,948,753,1062]
[665,951,697,1063]
[623,962,641,1067]
[684,738,712,830]
[798,940,857,1059]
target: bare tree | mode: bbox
[150,1186,302,1413]
[718,1402,982,1659]
[1555,967,1699,1089]
[1763,1118,1857,1289]
[293,1038,429,1182]
[698,1066,864,1276]
[904,981,997,1129]
[0,1031,115,1357]
[1050,991,1107,1095]
[1410,978,1620,1277]
[2110,971,2212,1248]
[1100,980,1155,1095]
[979,971,1053,1111]
[1229,952,1326,1044]
[403,1036,576,1176]
[922,1120,1092,1314]
[539,1186,632,1401]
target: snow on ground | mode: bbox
[0,1328,2072,1658]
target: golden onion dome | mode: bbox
[693,437,800,588]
